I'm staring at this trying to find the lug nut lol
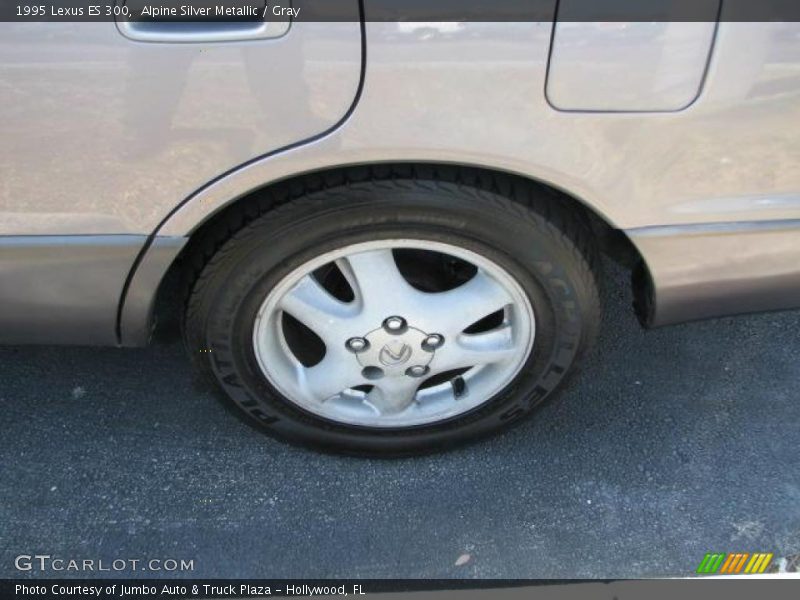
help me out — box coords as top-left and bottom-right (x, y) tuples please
(383, 316), (407, 333)
(422, 334), (445, 352)
(406, 365), (430, 378)
(346, 337), (369, 353)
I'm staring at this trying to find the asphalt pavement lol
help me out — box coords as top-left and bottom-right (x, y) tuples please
(1, 261), (798, 579)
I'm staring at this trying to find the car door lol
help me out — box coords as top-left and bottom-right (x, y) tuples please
(0, 2), (363, 344)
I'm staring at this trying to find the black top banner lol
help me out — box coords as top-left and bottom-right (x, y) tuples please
(2, 0), (800, 23)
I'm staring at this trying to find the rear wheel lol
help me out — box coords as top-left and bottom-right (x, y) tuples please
(184, 174), (601, 455)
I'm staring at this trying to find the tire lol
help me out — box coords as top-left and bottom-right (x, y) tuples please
(183, 171), (601, 456)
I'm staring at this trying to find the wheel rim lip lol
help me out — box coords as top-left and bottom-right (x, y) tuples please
(252, 239), (536, 428)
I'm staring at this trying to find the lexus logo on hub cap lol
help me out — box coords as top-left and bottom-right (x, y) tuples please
(379, 341), (413, 366)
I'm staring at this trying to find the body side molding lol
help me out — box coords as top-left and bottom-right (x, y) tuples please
(0, 236), (148, 345)
(628, 219), (800, 327)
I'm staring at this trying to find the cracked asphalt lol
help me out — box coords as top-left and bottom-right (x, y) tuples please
(1, 261), (798, 579)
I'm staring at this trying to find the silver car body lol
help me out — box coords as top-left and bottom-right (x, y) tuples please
(1, 17), (799, 344)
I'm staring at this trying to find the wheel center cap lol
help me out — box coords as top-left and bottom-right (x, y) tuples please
(356, 325), (434, 376)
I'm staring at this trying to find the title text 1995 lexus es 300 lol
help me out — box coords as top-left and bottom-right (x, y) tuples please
(1, 5), (799, 454)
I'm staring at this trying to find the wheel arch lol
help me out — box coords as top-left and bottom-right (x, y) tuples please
(120, 162), (645, 346)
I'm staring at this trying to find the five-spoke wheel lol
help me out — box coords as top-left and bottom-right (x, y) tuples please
(252, 241), (535, 427)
